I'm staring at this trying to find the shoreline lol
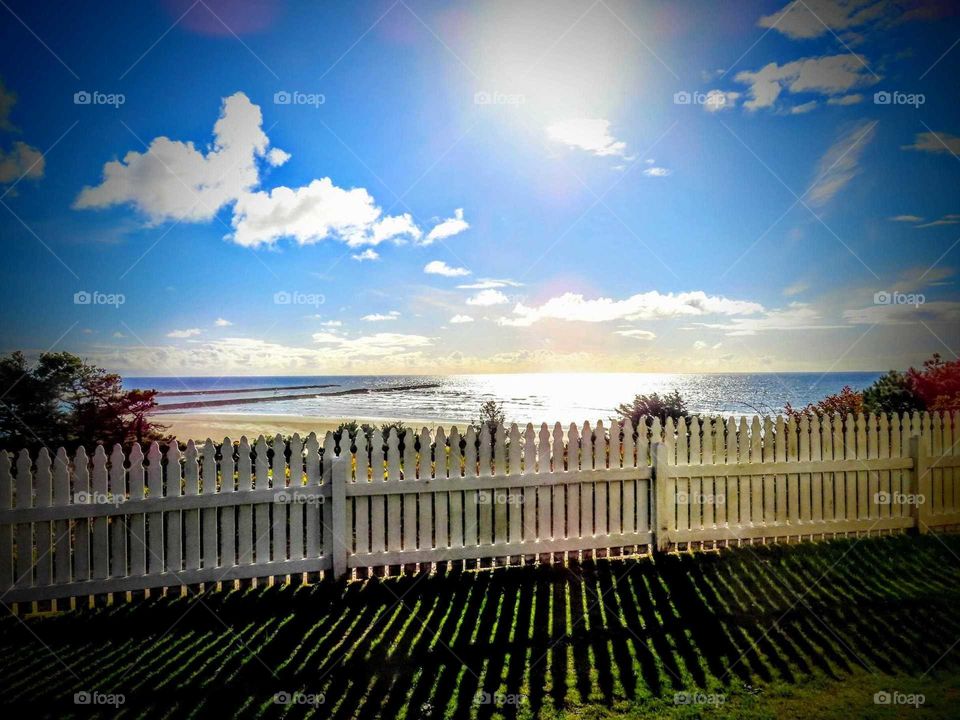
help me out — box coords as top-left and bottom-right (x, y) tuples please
(154, 412), (468, 442)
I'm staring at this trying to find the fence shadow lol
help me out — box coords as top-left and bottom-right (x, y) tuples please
(3, 535), (960, 718)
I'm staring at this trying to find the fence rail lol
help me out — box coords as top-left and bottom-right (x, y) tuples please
(1, 411), (957, 604)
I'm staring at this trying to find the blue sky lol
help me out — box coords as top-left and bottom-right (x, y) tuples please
(0, 0), (958, 375)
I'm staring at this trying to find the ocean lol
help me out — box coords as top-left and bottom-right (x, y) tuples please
(126, 372), (883, 426)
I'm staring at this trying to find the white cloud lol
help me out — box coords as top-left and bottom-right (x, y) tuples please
(361, 311), (401, 322)
(167, 328), (202, 338)
(757, 0), (887, 39)
(311, 332), (432, 358)
(352, 249), (380, 261)
(0, 79), (45, 186)
(615, 329), (656, 340)
(500, 290), (763, 327)
(783, 281), (809, 297)
(231, 180), (420, 248)
(546, 118), (628, 157)
(693, 303), (839, 336)
(422, 208), (469, 245)
(703, 89), (739, 112)
(889, 214), (924, 223)
(456, 278), (522, 290)
(321, 320), (342, 327)
(643, 167), (671, 177)
(449, 314), (474, 324)
(915, 214), (960, 228)
(791, 100), (819, 114)
(0, 141), (44, 184)
(844, 301), (960, 325)
(214, 318), (233, 327)
(902, 131), (960, 155)
(75, 92), (272, 222)
(267, 147), (291, 166)
(806, 120), (876, 207)
(466, 289), (511, 306)
(735, 55), (876, 111)
(112, 331), (125, 338)
(74, 91), (458, 251)
(424, 260), (471, 277)
(827, 93), (864, 105)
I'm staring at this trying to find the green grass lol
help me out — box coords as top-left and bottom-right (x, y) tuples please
(3, 534), (960, 719)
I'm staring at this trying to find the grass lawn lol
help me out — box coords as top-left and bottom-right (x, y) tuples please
(2, 534), (960, 719)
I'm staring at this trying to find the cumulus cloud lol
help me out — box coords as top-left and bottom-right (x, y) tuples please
(214, 318), (233, 327)
(466, 289), (511, 306)
(827, 93), (864, 105)
(757, 0), (888, 39)
(167, 328), (203, 338)
(75, 92), (273, 222)
(703, 89), (740, 112)
(74, 91), (457, 250)
(902, 131), (960, 155)
(422, 208), (469, 245)
(735, 55), (876, 111)
(231, 181), (420, 248)
(643, 167), (671, 177)
(424, 260), (470, 277)
(449, 314), (474, 324)
(352, 249), (380, 261)
(806, 120), (876, 207)
(0, 141), (45, 184)
(500, 290), (763, 327)
(546, 118), (629, 157)
(0, 79), (44, 186)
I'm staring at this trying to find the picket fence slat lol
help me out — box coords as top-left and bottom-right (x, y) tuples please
(0, 411), (953, 603)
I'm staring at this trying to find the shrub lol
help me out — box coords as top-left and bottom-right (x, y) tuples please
(784, 385), (864, 420)
(862, 370), (920, 415)
(615, 390), (688, 428)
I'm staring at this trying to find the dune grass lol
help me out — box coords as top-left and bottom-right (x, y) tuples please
(2, 534), (960, 719)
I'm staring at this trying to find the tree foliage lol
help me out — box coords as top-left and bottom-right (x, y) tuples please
(0, 351), (168, 451)
(614, 390), (688, 428)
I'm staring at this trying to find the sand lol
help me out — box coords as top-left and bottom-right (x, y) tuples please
(153, 412), (467, 442)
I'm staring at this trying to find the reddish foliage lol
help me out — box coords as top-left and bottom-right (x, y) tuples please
(907, 354), (960, 412)
(784, 385), (864, 420)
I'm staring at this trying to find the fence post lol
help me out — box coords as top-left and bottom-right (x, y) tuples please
(331, 455), (348, 578)
(653, 442), (671, 552)
(909, 436), (931, 534)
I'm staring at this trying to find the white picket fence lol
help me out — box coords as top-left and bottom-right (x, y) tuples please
(0, 412), (958, 605)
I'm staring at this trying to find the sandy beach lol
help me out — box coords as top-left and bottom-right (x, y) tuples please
(153, 412), (466, 442)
